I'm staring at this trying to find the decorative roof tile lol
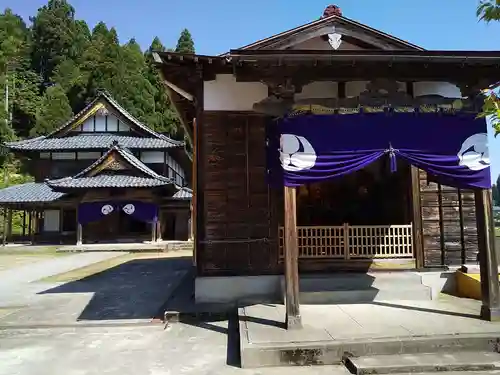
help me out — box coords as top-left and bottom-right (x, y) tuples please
(6, 134), (182, 151)
(0, 183), (65, 203)
(172, 187), (193, 199)
(46, 175), (170, 189)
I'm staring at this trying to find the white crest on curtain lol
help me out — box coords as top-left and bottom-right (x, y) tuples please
(457, 132), (490, 171)
(122, 203), (135, 215)
(101, 204), (114, 215)
(280, 134), (317, 172)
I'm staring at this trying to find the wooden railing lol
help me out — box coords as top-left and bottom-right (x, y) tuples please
(278, 224), (413, 260)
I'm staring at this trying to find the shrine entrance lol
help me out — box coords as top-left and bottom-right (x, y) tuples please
(279, 158), (414, 261)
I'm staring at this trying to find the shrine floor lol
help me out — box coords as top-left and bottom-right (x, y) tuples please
(239, 296), (500, 368)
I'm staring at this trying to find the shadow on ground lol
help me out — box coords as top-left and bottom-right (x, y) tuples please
(39, 256), (193, 321)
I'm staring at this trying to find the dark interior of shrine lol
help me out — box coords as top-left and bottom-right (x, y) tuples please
(296, 157), (412, 226)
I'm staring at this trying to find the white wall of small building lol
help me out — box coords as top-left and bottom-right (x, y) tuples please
(203, 74), (463, 111)
(72, 113), (131, 133)
(43, 209), (60, 232)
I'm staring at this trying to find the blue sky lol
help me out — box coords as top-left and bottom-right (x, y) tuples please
(3, 0), (500, 182)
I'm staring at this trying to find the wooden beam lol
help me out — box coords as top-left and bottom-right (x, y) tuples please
(410, 166), (424, 269)
(283, 186), (302, 329)
(163, 79), (194, 101)
(475, 188), (500, 321)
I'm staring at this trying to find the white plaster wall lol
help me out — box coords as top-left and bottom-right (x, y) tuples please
(413, 82), (462, 98)
(295, 81), (338, 100)
(95, 115), (106, 131)
(77, 151), (101, 160)
(346, 81), (407, 97)
(203, 74), (268, 111)
(107, 115), (119, 131)
(52, 152), (76, 160)
(72, 114), (127, 132)
(140, 151), (164, 164)
(346, 81), (369, 97)
(44, 210), (60, 232)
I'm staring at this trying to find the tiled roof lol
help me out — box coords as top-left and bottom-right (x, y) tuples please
(46, 144), (180, 190)
(0, 183), (65, 203)
(46, 175), (171, 189)
(6, 134), (182, 151)
(5, 90), (184, 151)
(172, 187), (193, 199)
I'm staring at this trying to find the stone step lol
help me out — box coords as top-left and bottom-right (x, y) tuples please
(299, 272), (424, 291)
(344, 352), (500, 375)
(300, 285), (431, 304)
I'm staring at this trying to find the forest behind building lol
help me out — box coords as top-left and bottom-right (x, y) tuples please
(0, 0), (194, 167)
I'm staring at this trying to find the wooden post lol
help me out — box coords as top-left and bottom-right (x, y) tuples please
(28, 210), (33, 243)
(283, 186), (301, 329)
(2, 207), (7, 246)
(7, 208), (12, 243)
(22, 210), (26, 237)
(156, 217), (162, 242)
(475, 188), (500, 321)
(151, 220), (157, 242)
(410, 166), (424, 268)
(76, 205), (82, 245)
(192, 118), (198, 265)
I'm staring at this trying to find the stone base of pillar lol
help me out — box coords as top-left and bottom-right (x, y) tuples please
(285, 314), (303, 330)
(480, 305), (500, 322)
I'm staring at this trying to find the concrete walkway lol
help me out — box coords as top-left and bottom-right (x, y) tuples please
(0, 252), (126, 306)
(239, 297), (500, 367)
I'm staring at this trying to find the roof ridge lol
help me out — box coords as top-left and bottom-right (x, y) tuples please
(228, 14), (423, 53)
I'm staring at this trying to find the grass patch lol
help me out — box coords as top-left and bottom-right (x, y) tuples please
(0, 246), (62, 256)
(37, 251), (190, 284)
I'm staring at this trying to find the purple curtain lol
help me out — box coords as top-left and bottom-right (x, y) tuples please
(120, 201), (158, 223)
(267, 112), (490, 189)
(78, 202), (117, 225)
(78, 201), (158, 224)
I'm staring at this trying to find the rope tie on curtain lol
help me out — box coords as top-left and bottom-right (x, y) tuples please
(384, 143), (399, 173)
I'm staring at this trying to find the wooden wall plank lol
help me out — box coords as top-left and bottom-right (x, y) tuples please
(419, 169), (479, 267)
(199, 112), (279, 276)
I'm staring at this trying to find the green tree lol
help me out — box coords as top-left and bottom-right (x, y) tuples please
(144, 37), (180, 135)
(477, 0), (500, 133)
(30, 0), (82, 83)
(477, 0), (500, 22)
(0, 9), (35, 141)
(31, 84), (72, 136)
(175, 29), (195, 53)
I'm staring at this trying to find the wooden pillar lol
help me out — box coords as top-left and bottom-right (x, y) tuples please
(475, 188), (500, 321)
(283, 186), (301, 329)
(7, 208), (12, 243)
(156, 216), (162, 242)
(151, 220), (157, 242)
(2, 207), (7, 246)
(28, 210), (33, 243)
(22, 210), (26, 237)
(410, 166), (424, 268)
(76, 205), (82, 245)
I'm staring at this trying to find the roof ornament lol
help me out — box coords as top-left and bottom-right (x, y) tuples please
(111, 140), (119, 147)
(322, 5), (343, 18)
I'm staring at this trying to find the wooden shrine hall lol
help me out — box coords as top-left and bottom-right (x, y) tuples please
(0, 91), (192, 245)
(154, 5), (500, 328)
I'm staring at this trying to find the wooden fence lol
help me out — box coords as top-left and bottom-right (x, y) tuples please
(278, 224), (413, 260)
